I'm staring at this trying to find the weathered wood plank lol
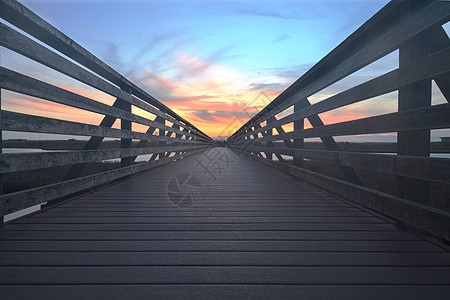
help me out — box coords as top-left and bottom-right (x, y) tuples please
(0, 0), (209, 140)
(0, 148), (207, 216)
(10, 216), (385, 225)
(241, 146), (450, 184)
(2, 285), (450, 300)
(0, 230), (415, 240)
(0, 145), (207, 174)
(249, 103), (450, 143)
(62, 97), (122, 181)
(0, 67), (203, 140)
(0, 266), (449, 284)
(0, 148), (447, 297)
(2, 252), (448, 266)
(234, 46), (450, 141)
(1, 111), (205, 145)
(0, 240), (442, 253)
(231, 1), (450, 136)
(242, 151), (450, 241)
(0, 22), (199, 135)
(3, 223), (394, 232)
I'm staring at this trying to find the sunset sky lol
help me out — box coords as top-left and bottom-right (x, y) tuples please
(1, 0), (448, 140)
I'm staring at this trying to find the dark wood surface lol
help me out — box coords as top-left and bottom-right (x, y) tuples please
(0, 148), (448, 299)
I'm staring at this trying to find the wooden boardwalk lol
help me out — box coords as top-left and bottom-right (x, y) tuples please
(0, 148), (449, 299)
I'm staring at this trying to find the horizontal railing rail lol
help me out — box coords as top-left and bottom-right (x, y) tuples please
(228, 0), (450, 241)
(0, 0), (211, 219)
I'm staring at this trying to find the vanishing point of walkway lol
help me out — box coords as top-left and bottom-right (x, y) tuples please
(0, 148), (449, 299)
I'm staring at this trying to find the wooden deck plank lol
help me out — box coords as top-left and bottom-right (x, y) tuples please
(1, 285), (450, 300)
(2, 252), (449, 266)
(0, 240), (443, 253)
(2, 223), (400, 231)
(34, 210), (371, 217)
(1, 266), (450, 284)
(0, 148), (448, 297)
(0, 230), (419, 241)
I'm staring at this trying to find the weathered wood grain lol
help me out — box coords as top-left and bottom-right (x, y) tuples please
(0, 147), (207, 216)
(234, 46), (450, 141)
(0, 0), (209, 141)
(241, 150), (450, 241)
(0, 67), (204, 141)
(1, 111), (205, 145)
(0, 145), (207, 174)
(246, 103), (450, 143)
(0, 22), (201, 136)
(231, 1), (449, 137)
(0, 148), (448, 299)
(240, 146), (450, 183)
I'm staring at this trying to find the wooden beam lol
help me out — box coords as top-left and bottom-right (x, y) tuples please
(424, 25), (450, 102)
(396, 12), (450, 204)
(2, 111), (203, 145)
(241, 145), (450, 184)
(230, 1), (449, 135)
(298, 98), (362, 185)
(235, 46), (450, 142)
(158, 118), (166, 160)
(264, 120), (273, 160)
(0, 145), (207, 174)
(128, 116), (164, 164)
(434, 72), (450, 102)
(0, 148), (208, 217)
(241, 150), (450, 241)
(293, 101), (305, 167)
(0, 22), (200, 134)
(117, 96), (132, 168)
(0, 0), (209, 139)
(0, 68), (200, 140)
(63, 98), (122, 181)
(268, 116), (294, 148)
(251, 103), (450, 143)
(0, 89), (3, 225)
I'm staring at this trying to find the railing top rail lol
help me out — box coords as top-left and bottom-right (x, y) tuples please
(0, 0), (212, 220)
(226, 0), (450, 242)
(229, 0), (445, 140)
(0, 0), (210, 141)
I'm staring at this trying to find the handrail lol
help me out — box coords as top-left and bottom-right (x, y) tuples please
(0, 0), (209, 141)
(0, 0), (211, 219)
(227, 0), (450, 241)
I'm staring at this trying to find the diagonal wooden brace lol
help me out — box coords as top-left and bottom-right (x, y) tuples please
(63, 98), (126, 181)
(129, 116), (165, 164)
(293, 98), (362, 185)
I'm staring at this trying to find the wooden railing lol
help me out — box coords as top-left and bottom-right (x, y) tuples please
(228, 0), (450, 241)
(0, 0), (211, 220)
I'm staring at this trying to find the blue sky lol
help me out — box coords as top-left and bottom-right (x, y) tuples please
(2, 0), (448, 140)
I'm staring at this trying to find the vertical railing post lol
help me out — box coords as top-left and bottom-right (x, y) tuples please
(174, 124), (181, 156)
(396, 2), (432, 204)
(0, 88), (3, 225)
(117, 95), (132, 168)
(265, 119), (273, 160)
(293, 101), (304, 167)
(158, 116), (166, 159)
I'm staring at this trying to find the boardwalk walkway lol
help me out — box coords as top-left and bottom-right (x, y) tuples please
(0, 148), (449, 299)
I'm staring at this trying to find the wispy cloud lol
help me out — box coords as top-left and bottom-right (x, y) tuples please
(273, 34), (291, 43)
(224, 1), (319, 21)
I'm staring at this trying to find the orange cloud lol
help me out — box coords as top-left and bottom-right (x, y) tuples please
(3, 95), (103, 126)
